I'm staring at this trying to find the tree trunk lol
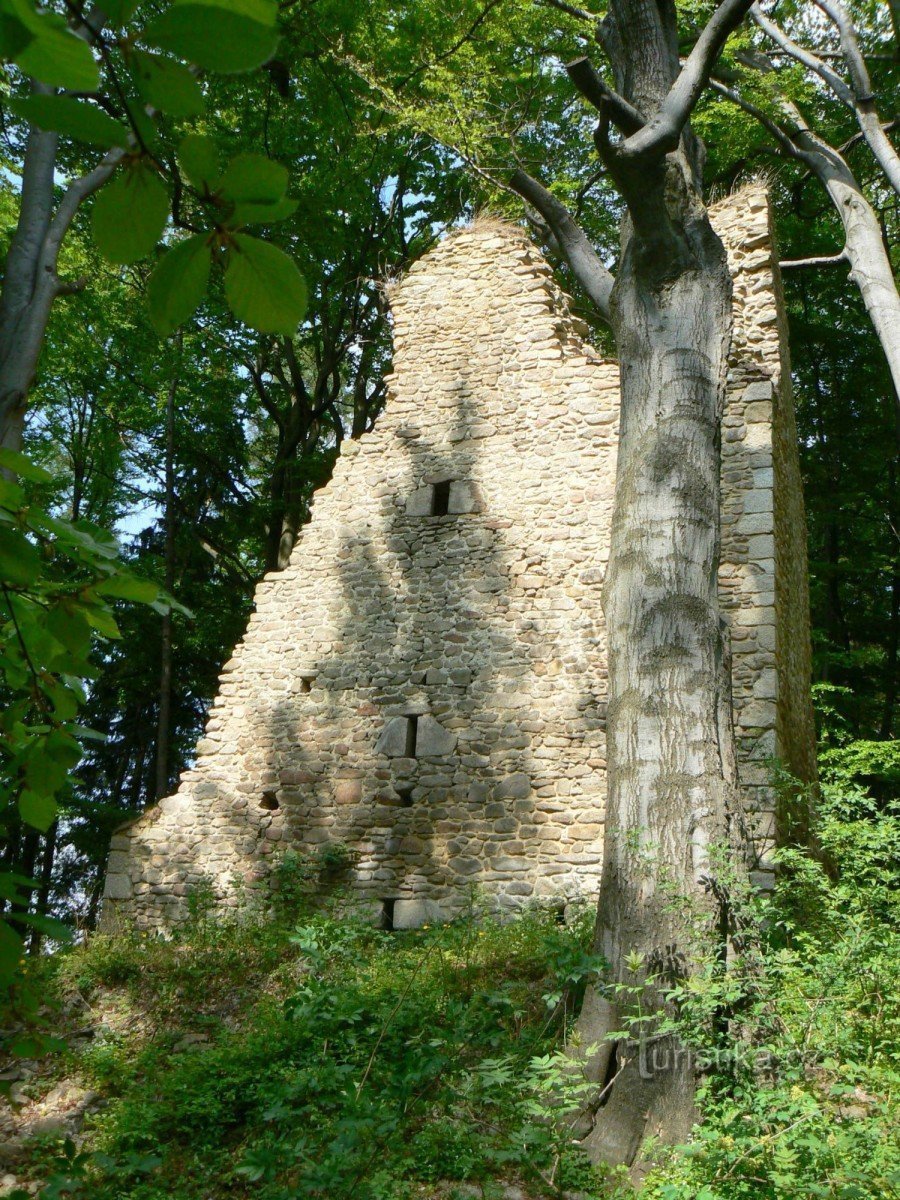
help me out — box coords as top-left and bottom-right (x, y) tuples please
(28, 820), (57, 954)
(565, 0), (752, 1169)
(0, 95), (118, 446)
(580, 156), (742, 1168)
(805, 159), (900, 424)
(0, 122), (59, 448)
(155, 369), (178, 799)
(881, 570), (899, 739)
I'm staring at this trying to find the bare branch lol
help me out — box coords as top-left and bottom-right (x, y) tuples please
(538, 0), (598, 25)
(565, 56), (645, 134)
(509, 167), (614, 321)
(752, 1), (900, 196)
(707, 76), (819, 168)
(812, 0), (874, 100)
(779, 252), (848, 269)
(750, 4), (854, 106)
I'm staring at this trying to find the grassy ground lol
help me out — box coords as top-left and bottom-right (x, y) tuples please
(2, 778), (899, 1200)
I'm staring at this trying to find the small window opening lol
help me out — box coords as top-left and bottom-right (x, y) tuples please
(259, 791), (280, 811)
(395, 785), (414, 808)
(300, 678), (312, 694)
(404, 714), (419, 757)
(379, 898), (396, 931)
(597, 1041), (619, 1108)
(431, 480), (452, 516)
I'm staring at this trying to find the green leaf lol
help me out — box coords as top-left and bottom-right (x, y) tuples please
(103, 0), (141, 26)
(0, 448), (52, 483)
(10, 911), (71, 941)
(45, 605), (91, 656)
(3, 0), (99, 91)
(94, 575), (161, 603)
(131, 50), (204, 116)
(19, 789), (57, 833)
(224, 234), (307, 335)
(142, 0), (279, 73)
(147, 234), (211, 336)
(92, 164), (169, 264)
(0, 4), (32, 60)
(81, 604), (121, 639)
(46, 729), (83, 770)
(219, 153), (288, 203)
(226, 196), (298, 229)
(178, 132), (220, 191)
(10, 95), (130, 148)
(0, 477), (25, 511)
(0, 526), (41, 588)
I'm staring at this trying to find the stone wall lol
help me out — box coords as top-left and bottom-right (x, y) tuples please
(102, 183), (815, 929)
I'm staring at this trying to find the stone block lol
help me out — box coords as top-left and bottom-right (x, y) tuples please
(375, 716), (412, 757)
(448, 481), (480, 513)
(415, 715), (457, 756)
(104, 874), (133, 900)
(334, 779), (363, 805)
(405, 486), (433, 516)
(495, 773), (532, 799)
(393, 898), (444, 929)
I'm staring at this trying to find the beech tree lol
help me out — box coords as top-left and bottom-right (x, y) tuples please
(506, 0), (762, 1166)
(707, 0), (900, 419)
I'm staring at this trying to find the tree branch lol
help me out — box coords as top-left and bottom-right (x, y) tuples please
(779, 252), (848, 269)
(750, 4), (854, 106)
(565, 57), (645, 135)
(508, 167), (614, 321)
(707, 76), (819, 168)
(812, 0), (875, 100)
(538, 0), (598, 23)
(616, 0), (757, 160)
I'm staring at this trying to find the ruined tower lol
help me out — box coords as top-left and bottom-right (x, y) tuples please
(102, 184), (815, 930)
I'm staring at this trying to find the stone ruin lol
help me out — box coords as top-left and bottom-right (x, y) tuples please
(102, 183), (816, 931)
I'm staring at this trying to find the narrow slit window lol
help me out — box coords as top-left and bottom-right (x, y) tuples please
(431, 480), (451, 515)
(405, 715), (419, 757)
(379, 898), (396, 931)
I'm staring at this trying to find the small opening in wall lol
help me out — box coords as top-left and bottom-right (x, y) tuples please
(431, 480), (452, 516)
(259, 791), (280, 811)
(597, 1041), (619, 1108)
(405, 714), (419, 757)
(379, 898), (396, 931)
(395, 785), (414, 807)
(300, 678), (312, 694)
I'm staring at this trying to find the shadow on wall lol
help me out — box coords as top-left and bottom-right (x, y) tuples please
(260, 316), (608, 926)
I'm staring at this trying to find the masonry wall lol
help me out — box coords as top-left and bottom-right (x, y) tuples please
(102, 184), (814, 929)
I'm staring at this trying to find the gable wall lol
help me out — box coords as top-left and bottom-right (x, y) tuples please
(102, 184), (814, 929)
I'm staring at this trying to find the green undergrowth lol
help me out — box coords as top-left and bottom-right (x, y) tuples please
(10, 751), (900, 1200)
(21, 899), (614, 1200)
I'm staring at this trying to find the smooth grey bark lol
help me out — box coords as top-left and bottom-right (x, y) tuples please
(752, 1), (900, 199)
(512, 0), (755, 1170)
(508, 168), (614, 319)
(155, 366), (178, 800)
(0, 103), (121, 448)
(710, 76), (900, 422)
